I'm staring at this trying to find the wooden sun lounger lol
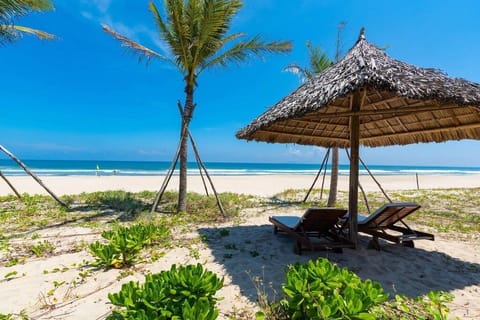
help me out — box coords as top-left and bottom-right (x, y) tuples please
(269, 208), (354, 254)
(357, 202), (434, 249)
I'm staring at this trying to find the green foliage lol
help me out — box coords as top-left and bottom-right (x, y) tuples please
(82, 191), (146, 214)
(0, 309), (28, 320)
(256, 258), (457, 320)
(5, 257), (19, 267)
(89, 223), (170, 269)
(219, 228), (230, 237)
(0, 190), (258, 241)
(373, 291), (457, 320)
(0, 0), (55, 44)
(29, 240), (55, 257)
(281, 258), (388, 319)
(0, 194), (68, 235)
(153, 191), (259, 221)
(107, 263), (224, 320)
(3, 270), (18, 279)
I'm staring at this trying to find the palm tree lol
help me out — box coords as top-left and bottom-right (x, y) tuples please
(0, 0), (55, 44)
(285, 22), (347, 207)
(284, 41), (332, 79)
(103, 0), (292, 212)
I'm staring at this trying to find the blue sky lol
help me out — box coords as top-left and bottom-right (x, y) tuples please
(2, 0), (480, 166)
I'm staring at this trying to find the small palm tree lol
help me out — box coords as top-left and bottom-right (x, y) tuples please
(284, 41), (332, 80)
(0, 0), (55, 44)
(103, 0), (292, 212)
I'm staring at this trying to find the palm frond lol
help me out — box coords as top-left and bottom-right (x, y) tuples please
(1, 0), (53, 21)
(0, 24), (16, 42)
(102, 23), (172, 65)
(0, 0), (54, 44)
(284, 63), (308, 82)
(149, 1), (185, 68)
(194, 0), (242, 61)
(109, 0), (292, 87)
(306, 41), (333, 74)
(12, 24), (54, 38)
(200, 34), (292, 72)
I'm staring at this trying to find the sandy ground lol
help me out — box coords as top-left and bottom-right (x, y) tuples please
(0, 175), (479, 319)
(1, 173), (480, 197)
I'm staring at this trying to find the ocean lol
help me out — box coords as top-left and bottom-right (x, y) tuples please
(0, 159), (479, 177)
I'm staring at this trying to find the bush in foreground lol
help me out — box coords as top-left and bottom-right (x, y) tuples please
(107, 263), (224, 320)
(257, 258), (456, 320)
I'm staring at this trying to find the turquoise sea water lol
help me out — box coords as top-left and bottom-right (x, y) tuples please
(0, 159), (479, 177)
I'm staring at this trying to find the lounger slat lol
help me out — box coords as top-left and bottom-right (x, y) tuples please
(269, 208), (353, 254)
(356, 202), (434, 249)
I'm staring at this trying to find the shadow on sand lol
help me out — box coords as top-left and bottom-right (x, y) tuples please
(198, 223), (480, 308)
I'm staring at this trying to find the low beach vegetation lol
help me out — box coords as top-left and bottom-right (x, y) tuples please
(0, 188), (477, 318)
(255, 258), (456, 320)
(89, 223), (170, 269)
(107, 263), (224, 320)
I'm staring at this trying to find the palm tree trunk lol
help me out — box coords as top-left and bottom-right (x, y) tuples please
(327, 146), (339, 207)
(177, 85), (195, 212)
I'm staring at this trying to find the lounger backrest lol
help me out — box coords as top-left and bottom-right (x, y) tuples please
(359, 203), (420, 228)
(299, 208), (348, 232)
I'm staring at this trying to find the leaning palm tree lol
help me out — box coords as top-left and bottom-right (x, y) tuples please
(0, 0), (55, 44)
(285, 22), (346, 207)
(103, 0), (292, 213)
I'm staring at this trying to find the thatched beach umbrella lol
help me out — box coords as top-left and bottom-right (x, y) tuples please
(236, 29), (480, 246)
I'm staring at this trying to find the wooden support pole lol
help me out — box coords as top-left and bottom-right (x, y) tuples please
(151, 141), (181, 213)
(303, 148), (330, 202)
(348, 90), (363, 247)
(192, 139), (209, 197)
(358, 156), (392, 203)
(0, 145), (67, 207)
(0, 170), (21, 198)
(151, 101), (225, 217)
(346, 149), (371, 214)
(319, 151), (329, 201)
(195, 155), (210, 196)
(188, 132), (226, 217)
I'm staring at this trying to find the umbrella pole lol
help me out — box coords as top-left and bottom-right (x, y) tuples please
(348, 90), (364, 248)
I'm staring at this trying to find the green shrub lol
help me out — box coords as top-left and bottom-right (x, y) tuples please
(89, 223), (170, 269)
(30, 240), (55, 257)
(107, 263), (224, 319)
(256, 258), (456, 320)
(281, 258), (388, 320)
(373, 291), (457, 320)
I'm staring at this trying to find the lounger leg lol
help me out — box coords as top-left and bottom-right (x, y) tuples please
(273, 226), (278, 234)
(294, 241), (302, 255)
(367, 237), (381, 250)
(402, 240), (414, 248)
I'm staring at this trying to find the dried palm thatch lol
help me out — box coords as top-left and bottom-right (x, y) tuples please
(236, 29), (480, 148)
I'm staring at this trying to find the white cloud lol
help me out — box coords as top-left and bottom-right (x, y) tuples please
(80, 11), (94, 20)
(91, 0), (112, 14)
(284, 145), (326, 161)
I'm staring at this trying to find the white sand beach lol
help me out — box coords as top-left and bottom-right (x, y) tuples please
(1, 173), (480, 197)
(0, 174), (479, 319)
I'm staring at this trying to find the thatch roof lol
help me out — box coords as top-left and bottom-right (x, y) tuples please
(236, 29), (480, 148)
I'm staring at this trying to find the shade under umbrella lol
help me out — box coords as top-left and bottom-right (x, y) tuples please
(236, 28), (480, 246)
